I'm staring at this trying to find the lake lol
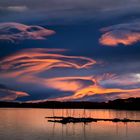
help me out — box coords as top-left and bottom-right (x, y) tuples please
(0, 108), (140, 140)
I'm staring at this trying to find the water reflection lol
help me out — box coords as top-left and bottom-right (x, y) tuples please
(49, 121), (131, 140)
(0, 108), (140, 140)
(47, 109), (140, 140)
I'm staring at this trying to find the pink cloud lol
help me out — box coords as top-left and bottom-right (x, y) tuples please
(0, 22), (55, 42)
(0, 87), (29, 101)
(0, 48), (96, 82)
(99, 22), (140, 46)
(46, 75), (140, 101)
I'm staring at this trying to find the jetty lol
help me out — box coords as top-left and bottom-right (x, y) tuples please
(45, 116), (140, 124)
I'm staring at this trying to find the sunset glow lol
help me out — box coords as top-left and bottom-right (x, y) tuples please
(0, 0), (140, 102)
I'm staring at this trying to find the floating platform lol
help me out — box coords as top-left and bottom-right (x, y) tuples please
(45, 116), (140, 124)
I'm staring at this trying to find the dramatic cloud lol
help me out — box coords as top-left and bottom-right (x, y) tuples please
(79, 91), (140, 102)
(46, 75), (140, 101)
(99, 21), (140, 46)
(0, 48), (96, 81)
(100, 73), (140, 87)
(0, 22), (55, 42)
(1, 47), (140, 101)
(1, 1), (140, 102)
(0, 84), (29, 101)
(45, 76), (94, 92)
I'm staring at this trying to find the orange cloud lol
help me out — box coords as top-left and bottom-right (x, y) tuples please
(0, 87), (29, 101)
(99, 22), (140, 46)
(0, 22), (55, 42)
(46, 75), (140, 101)
(46, 73), (115, 92)
(45, 76), (94, 92)
(1, 47), (140, 101)
(0, 48), (96, 81)
(100, 32), (140, 46)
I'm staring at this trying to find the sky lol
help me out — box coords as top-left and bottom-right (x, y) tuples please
(0, 0), (140, 102)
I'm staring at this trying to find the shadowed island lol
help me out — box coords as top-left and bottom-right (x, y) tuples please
(0, 98), (140, 110)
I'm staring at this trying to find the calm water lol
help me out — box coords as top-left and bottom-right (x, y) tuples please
(0, 108), (140, 140)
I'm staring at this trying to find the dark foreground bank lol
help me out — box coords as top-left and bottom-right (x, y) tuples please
(0, 98), (140, 110)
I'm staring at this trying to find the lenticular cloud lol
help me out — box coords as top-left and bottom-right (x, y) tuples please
(99, 21), (140, 46)
(0, 48), (96, 78)
(0, 22), (55, 42)
(0, 84), (29, 101)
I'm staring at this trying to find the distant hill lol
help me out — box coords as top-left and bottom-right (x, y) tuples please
(0, 97), (140, 110)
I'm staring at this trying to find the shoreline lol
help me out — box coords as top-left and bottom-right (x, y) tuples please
(0, 98), (140, 110)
